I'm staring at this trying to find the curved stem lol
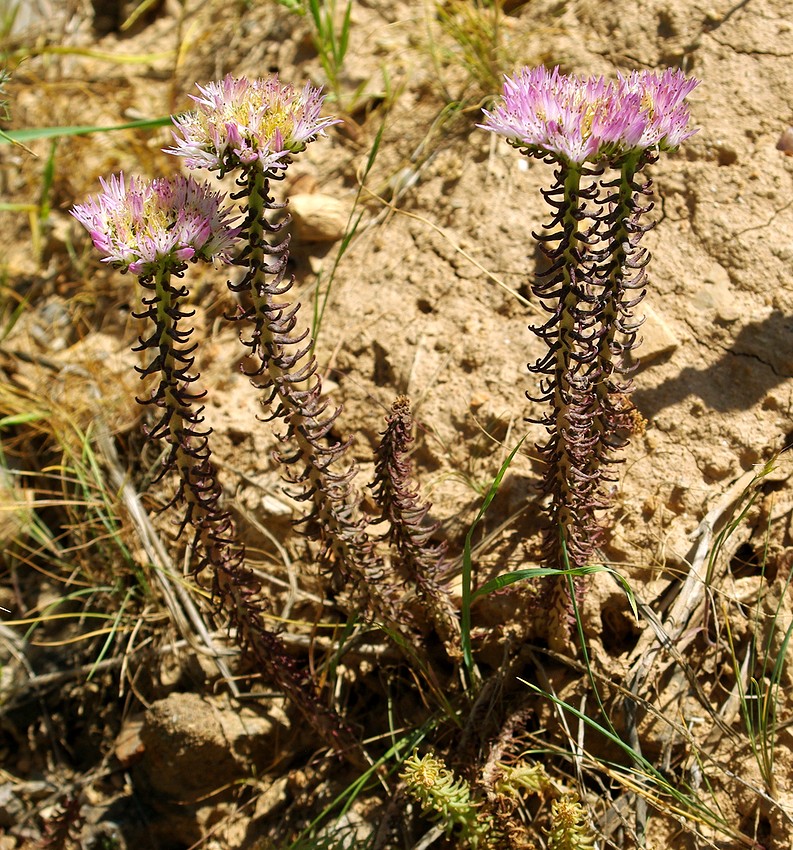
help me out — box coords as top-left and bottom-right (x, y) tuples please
(135, 261), (364, 765)
(228, 162), (388, 615)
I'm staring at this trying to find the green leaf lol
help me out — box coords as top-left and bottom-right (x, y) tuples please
(460, 434), (527, 681)
(472, 564), (601, 601)
(0, 116), (172, 145)
(0, 411), (47, 429)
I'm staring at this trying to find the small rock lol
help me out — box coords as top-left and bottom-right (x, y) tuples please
(253, 776), (289, 819)
(139, 692), (288, 800)
(715, 300), (741, 324)
(0, 785), (23, 828)
(702, 446), (736, 481)
(114, 717), (145, 768)
(289, 194), (349, 243)
(634, 305), (679, 365)
(261, 493), (293, 517)
(776, 127), (793, 156)
(695, 267), (741, 324)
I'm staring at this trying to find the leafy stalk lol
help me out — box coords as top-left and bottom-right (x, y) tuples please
(133, 261), (364, 764)
(228, 160), (391, 619)
(527, 162), (606, 647)
(371, 395), (461, 659)
(590, 150), (655, 467)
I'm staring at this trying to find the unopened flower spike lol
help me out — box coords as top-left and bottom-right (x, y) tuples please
(371, 396), (461, 660)
(481, 66), (696, 648)
(167, 75), (388, 621)
(71, 173), (364, 766)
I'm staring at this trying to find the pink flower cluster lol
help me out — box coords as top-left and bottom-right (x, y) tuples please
(480, 66), (697, 164)
(166, 74), (341, 173)
(71, 174), (239, 275)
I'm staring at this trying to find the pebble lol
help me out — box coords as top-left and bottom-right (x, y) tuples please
(114, 718), (145, 768)
(776, 127), (793, 156)
(635, 304), (679, 364)
(289, 193), (350, 243)
(261, 493), (293, 517)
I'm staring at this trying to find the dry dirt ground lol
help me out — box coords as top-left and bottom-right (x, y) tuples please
(1, 0), (793, 848)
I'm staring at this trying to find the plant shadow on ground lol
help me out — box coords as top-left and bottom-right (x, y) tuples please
(634, 310), (793, 417)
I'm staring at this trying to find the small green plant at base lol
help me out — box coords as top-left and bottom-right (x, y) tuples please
(402, 750), (598, 849)
(546, 796), (596, 850)
(494, 760), (550, 798)
(401, 750), (493, 848)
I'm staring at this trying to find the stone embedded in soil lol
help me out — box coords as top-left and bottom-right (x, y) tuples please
(137, 692), (289, 800)
(632, 304), (680, 366)
(289, 193), (350, 243)
(114, 717), (145, 768)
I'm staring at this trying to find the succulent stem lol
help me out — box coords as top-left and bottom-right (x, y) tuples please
(134, 263), (363, 765)
(228, 162), (387, 611)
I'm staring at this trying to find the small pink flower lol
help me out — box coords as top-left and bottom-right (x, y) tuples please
(71, 173), (239, 275)
(166, 74), (341, 174)
(479, 66), (630, 164)
(480, 65), (697, 164)
(616, 68), (698, 152)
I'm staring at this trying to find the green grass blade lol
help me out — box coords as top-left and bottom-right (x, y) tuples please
(38, 139), (57, 221)
(472, 563), (601, 600)
(286, 724), (431, 849)
(460, 434), (526, 682)
(338, 0), (352, 62)
(0, 115), (172, 145)
(0, 411), (47, 428)
(520, 679), (745, 840)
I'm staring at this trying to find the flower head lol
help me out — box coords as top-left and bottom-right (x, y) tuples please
(616, 68), (698, 152)
(166, 74), (340, 174)
(71, 173), (239, 275)
(479, 66), (643, 164)
(479, 65), (697, 164)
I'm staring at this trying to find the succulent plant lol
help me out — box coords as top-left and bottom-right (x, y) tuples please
(480, 66), (697, 645)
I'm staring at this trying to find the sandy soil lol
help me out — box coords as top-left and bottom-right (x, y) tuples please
(1, 0), (793, 848)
